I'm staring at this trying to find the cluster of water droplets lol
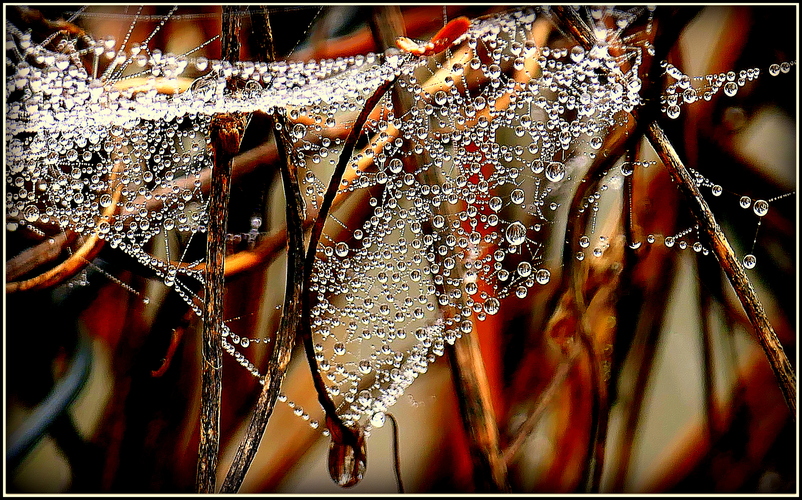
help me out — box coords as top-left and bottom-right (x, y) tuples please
(4, 6), (654, 431)
(659, 60), (796, 120)
(653, 57), (796, 271)
(10, 6), (787, 434)
(294, 8), (658, 429)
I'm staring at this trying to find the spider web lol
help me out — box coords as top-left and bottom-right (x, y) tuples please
(4, 5), (795, 433)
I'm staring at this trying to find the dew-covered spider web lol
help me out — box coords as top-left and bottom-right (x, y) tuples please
(5, 5), (796, 436)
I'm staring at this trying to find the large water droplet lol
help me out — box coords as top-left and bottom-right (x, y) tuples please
(545, 161), (565, 182)
(505, 221), (527, 246)
(335, 242), (349, 258)
(327, 419), (366, 488)
(752, 199), (769, 217)
(483, 297), (500, 315)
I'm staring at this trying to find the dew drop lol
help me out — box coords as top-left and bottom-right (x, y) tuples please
(388, 158), (403, 174)
(723, 82), (738, 97)
(22, 205), (39, 222)
(535, 269), (550, 285)
(666, 105), (680, 119)
(752, 199), (769, 217)
(711, 184), (722, 197)
(371, 412), (386, 428)
(327, 422), (366, 488)
(483, 297), (500, 315)
(545, 161), (565, 182)
(743, 254), (757, 269)
(505, 221), (527, 246)
(739, 196), (752, 209)
(335, 242), (349, 257)
(510, 188), (525, 204)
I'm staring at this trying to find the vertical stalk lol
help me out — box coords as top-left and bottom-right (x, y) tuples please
(196, 6), (242, 493)
(219, 9), (304, 492)
(197, 114), (244, 493)
(219, 111), (303, 493)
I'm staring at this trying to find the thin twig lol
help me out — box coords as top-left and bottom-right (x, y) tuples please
(219, 111), (303, 493)
(646, 122), (796, 419)
(298, 68), (401, 486)
(386, 413), (405, 493)
(196, 113), (245, 493)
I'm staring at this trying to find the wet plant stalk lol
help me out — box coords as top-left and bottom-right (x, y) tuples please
(196, 114), (243, 493)
(196, 8), (242, 493)
(219, 10), (302, 492)
(219, 111), (303, 493)
(647, 122), (796, 419)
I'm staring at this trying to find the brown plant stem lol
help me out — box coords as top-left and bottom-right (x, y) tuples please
(196, 7), (243, 493)
(446, 331), (511, 492)
(196, 113), (242, 493)
(646, 122), (796, 419)
(298, 69), (401, 466)
(502, 345), (581, 465)
(219, 111), (303, 493)
(218, 9), (303, 492)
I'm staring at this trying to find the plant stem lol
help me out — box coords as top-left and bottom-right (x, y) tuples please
(502, 345), (580, 465)
(298, 69), (401, 473)
(219, 111), (303, 493)
(196, 114), (243, 493)
(646, 122), (796, 419)
(218, 9), (306, 492)
(196, 7), (242, 493)
(386, 413), (405, 493)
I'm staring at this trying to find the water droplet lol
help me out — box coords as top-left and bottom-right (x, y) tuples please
(664, 236), (675, 248)
(739, 196), (752, 209)
(517, 261), (532, 277)
(711, 185), (722, 196)
(335, 242), (349, 257)
(666, 105), (680, 119)
(570, 46), (585, 62)
(579, 235), (590, 248)
(752, 199), (769, 217)
(743, 254), (756, 269)
(22, 205), (39, 222)
(484, 297), (500, 315)
(545, 161), (565, 182)
(388, 158), (403, 174)
(505, 221), (527, 246)
(371, 412), (386, 428)
(327, 421), (366, 488)
(723, 81), (738, 97)
(535, 269), (550, 285)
